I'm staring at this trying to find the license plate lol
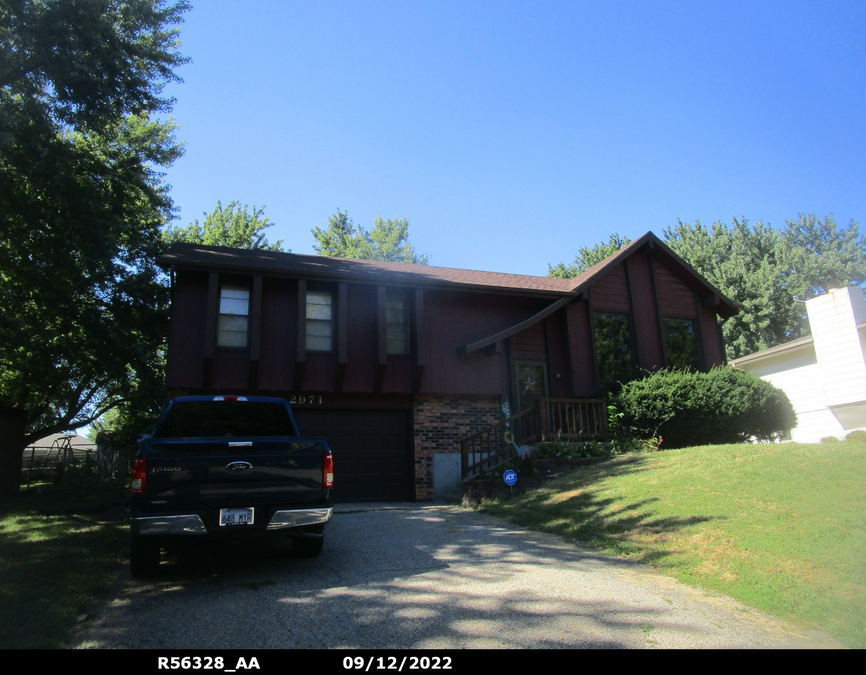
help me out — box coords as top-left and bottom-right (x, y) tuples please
(219, 507), (254, 526)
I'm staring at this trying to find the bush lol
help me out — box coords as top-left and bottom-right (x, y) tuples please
(845, 430), (866, 443)
(613, 367), (797, 449)
(534, 439), (611, 459)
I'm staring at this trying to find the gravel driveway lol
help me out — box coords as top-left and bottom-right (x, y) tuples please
(74, 504), (839, 649)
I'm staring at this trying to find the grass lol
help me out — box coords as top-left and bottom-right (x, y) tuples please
(479, 441), (866, 648)
(0, 483), (129, 648)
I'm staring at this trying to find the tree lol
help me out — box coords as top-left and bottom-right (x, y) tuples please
(664, 215), (866, 358)
(550, 215), (866, 361)
(163, 200), (286, 251)
(663, 217), (797, 359)
(780, 214), (866, 334)
(548, 233), (631, 277)
(312, 209), (430, 264)
(0, 0), (189, 493)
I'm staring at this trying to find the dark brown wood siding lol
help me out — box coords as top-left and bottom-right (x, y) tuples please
(166, 270), (208, 389)
(700, 307), (726, 366)
(422, 291), (550, 395)
(590, 264), (631, 313)
(565, 299), (596, 396)
(166, 257), (730, 396)
(211, 350), (249, 390)
(654, 260), (697, 318)
(511, 322), (546, 361)
(259, 277), (297, 392)
(544, 310), (573, 397)
(625, 251), (666, 370)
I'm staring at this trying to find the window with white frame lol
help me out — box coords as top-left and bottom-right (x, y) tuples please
(306, 290), (333, 352)
(217, 285), (250, 348)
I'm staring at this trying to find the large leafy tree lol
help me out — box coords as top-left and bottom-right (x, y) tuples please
(548, 233), (632, 277)
(88, 201), (286, 444)
(550, 215), (866, 360)
(0, 0), (189, 491)
(312, 209), (430, 264)
(663, 218), (798, 358)
(164, 200), (287, 251)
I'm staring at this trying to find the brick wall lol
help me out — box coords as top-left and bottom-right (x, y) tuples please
(413, 394), (500, 501)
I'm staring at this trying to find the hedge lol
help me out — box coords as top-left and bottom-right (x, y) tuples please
(613, 367), (797, 448)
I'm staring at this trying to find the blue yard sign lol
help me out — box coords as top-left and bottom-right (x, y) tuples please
(503, 469), (517, 486)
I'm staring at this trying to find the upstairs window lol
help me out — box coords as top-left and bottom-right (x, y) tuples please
(217, 285), (250, 348)
(593, 312), (634, 384)
(663, 318), (698, 370)
(385, 295), (410, 356)
(306, 290), (333, 352)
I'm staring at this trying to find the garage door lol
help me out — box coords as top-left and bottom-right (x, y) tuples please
(292, 409), (412, 502)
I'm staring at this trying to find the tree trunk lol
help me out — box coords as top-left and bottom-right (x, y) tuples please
(0, 405), (27, 496)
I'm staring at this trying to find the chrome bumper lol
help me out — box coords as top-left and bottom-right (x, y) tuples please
(133, 507), (333, 535)
(134, 514), (208, 535)
(266, 507), (333, 530)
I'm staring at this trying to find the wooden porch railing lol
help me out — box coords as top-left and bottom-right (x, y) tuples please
(460, 398), (608, 480)
(540, 398), (608, 442)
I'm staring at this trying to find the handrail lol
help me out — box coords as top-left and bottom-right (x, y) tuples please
(459, 398), (608, 480)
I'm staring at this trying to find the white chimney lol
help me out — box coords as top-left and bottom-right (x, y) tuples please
(806, 286), (866, 428)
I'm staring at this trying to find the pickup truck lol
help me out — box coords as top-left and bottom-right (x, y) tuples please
(129, 395), (334, 577)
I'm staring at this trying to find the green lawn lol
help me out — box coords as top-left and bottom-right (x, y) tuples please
(0, 485), (129, 648)
(479, 441), (866, 648)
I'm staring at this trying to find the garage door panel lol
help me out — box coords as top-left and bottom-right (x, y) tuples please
(293, 409), (412, 502)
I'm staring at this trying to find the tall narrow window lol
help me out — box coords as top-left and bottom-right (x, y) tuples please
(217, 285), (250, 348)
(306, 290), (333, 352)
(593, 312), (634, 384)
(663, 318), (698, 370)
(385, 295), (410, 356)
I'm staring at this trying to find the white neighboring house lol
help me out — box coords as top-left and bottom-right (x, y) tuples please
(730, 286), (866, 443)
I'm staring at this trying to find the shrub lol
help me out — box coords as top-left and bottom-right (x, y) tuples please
(534, 440), (610, 459)
(613, 367), (797, 448)
(845, 430), (866, 443)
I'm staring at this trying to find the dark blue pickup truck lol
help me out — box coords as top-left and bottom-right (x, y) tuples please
(129, 395), (333, 577)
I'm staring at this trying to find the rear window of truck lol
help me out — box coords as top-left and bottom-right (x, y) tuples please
(154, 401), (299, 438)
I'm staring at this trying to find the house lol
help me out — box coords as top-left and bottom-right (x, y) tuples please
(730, 285), (866, 443)
(159, 231), (737, 501)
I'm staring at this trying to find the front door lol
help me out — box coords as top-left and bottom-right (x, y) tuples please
(515, 361), (548, 412)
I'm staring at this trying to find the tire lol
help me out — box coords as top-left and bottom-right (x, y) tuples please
(130, 535), (161, 578)
(294, 532), (324, 558)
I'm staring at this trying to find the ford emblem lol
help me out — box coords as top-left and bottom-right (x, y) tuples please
(226, 461), (253, 472)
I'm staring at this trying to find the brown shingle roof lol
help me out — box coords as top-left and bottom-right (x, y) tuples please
(160, 243), (576, 295)
(158, 232), (738, 315)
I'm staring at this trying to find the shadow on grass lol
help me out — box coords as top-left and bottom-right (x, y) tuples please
(0, 486), (129, 648)
(479, 455), (721, 567)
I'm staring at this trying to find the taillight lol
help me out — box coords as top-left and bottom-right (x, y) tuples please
(323, 451), (334, 489)
(131, 457), (147, 495)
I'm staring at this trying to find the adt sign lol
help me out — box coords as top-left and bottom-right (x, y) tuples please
(503, 469), (517, 486)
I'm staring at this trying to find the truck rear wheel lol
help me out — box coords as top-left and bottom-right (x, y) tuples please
(294, 532), (324, 558)
(130, 535), (161, 577)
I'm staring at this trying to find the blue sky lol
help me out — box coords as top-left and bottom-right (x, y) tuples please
(161, 1), (866, 276)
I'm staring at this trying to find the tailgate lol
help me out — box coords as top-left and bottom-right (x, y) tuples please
(140, 437), (326, 509)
